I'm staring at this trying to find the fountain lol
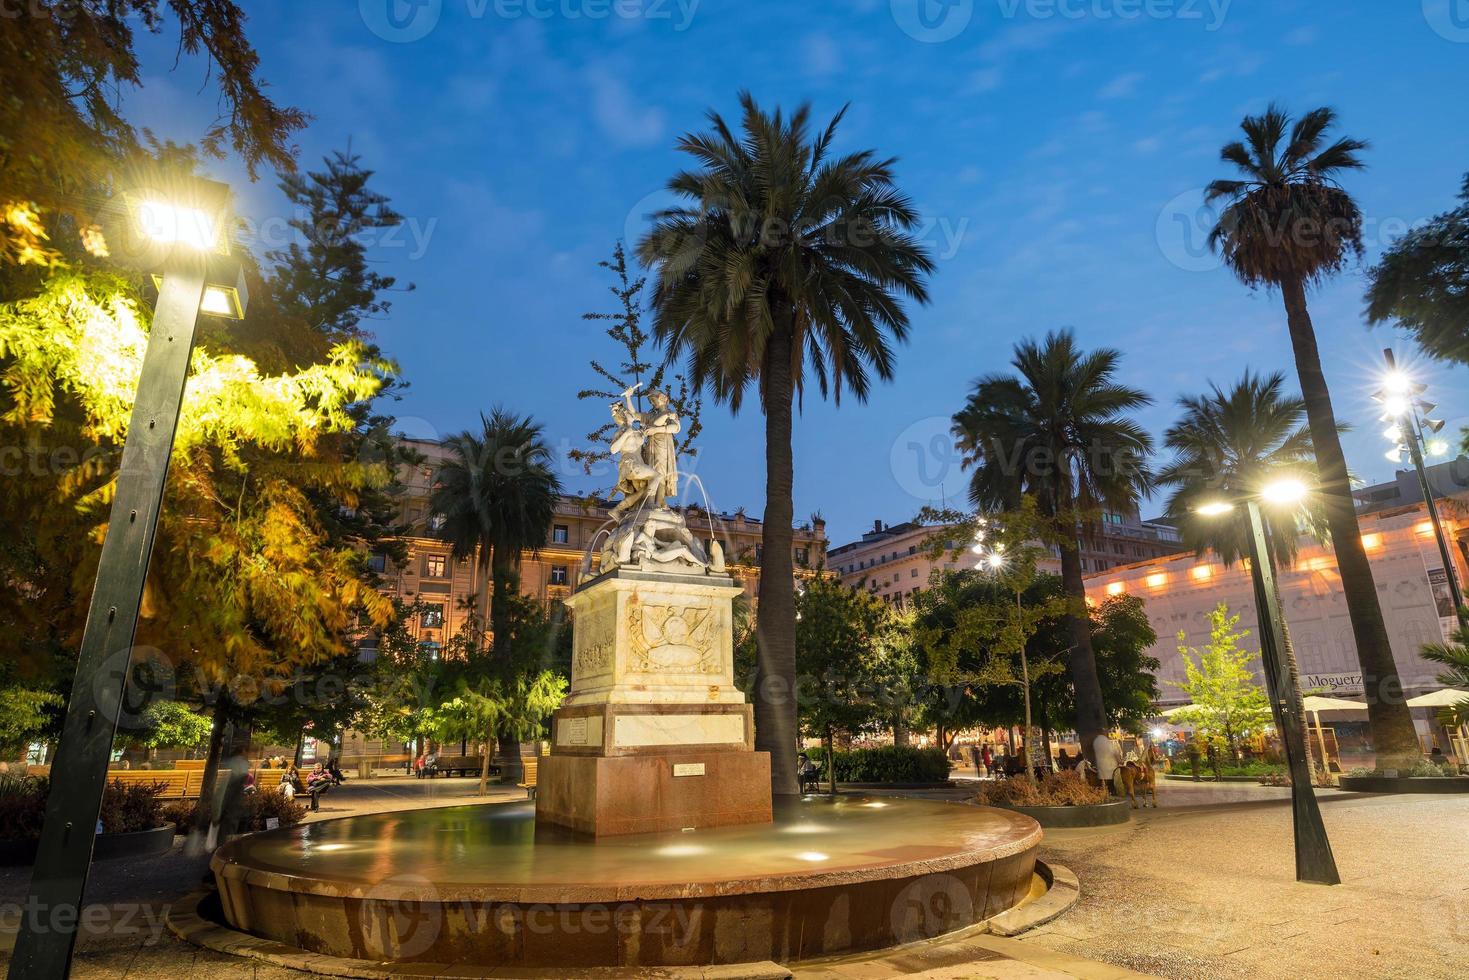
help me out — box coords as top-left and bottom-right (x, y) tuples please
(207, 388), (1043, 971)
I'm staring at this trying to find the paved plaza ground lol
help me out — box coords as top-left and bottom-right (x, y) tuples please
(0, 777), (1463, 978)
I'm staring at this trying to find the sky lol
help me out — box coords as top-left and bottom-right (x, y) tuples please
(124, 0), (1469, 546)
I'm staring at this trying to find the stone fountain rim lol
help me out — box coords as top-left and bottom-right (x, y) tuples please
(209, 798), (1041, 905)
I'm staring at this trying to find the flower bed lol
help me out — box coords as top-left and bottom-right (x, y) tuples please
(971, 771), (1130, 827)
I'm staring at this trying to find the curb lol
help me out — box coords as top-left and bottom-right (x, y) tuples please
(987, 861), (1080, 937)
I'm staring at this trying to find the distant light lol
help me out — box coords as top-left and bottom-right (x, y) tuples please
(861, 801), (888, 808)
(1415, 521), (1434, 536)
(1195, 500), (1235, 517)
(1361, 532), (1383, 550)
(1145, 572), (1167, 589)
(1106, 581), (1125, 596)
(1382, 370), (1412, 396)
(657, 844), (707, 857)
(1382, 425), (1403, 442)
(134, 200), (221, 251)
(1385, 447), (1405, 463)
(1260, 478), (1309, 507)
(1190, 565), (1212, 582)
(987, 552), (1004, 569)
(782, 823), (825, 835)
(794, 851), (829, 862)
(1150, 727), (1164, 740)
(1427, 439), (1450, 457)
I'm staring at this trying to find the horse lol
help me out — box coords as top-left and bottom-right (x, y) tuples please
(1121, 758), (1158, 808)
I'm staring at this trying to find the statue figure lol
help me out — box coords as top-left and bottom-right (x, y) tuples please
(595, 384), (709, 574)
(607, 399), (658, 523)
(639, 389), (681, 506)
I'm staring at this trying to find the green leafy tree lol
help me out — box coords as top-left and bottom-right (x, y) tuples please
(117, 700), (212, 760)
(0, 685), (63, 759)
(1170, 604), (1272, 761)
(638, 93), (933, 795)
(951, 331), (1154, 764)
(1086, 595), (1162, 734)
(794, 575), (887, 792)
(1366, 172), (1469, 369)
(568, 242), (701, 482)
(1205, 104), (1419, 766)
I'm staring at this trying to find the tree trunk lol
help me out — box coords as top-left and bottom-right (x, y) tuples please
(755, 325), (799, 797)
(1278, 276), (1420, 768)
(496, 732), (524, 784)
(892, 713), (910, 748)
(824, 726), (836, 795)
(478, 734), (494, 795)
(1017, 588), (1037, 775)
(1273, 572), (1317, 782)
(194, 699), (230, 830)
(1058, 536), (1108, 764)
(490, 552), (512, 662)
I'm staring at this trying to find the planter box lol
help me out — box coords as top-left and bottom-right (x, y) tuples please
(0, 822), (175, 867)
(1162, 773), (1275, 783)
(983, 799), (1131, 828)
(1337, 775), (1469, 794)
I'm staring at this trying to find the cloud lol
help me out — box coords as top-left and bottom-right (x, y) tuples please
(1284, 26), (1319, 46)
(1098, 71), (1144, 100)
(967, 66), (1004, 93)
(584, 66), (665, 149)
(803, 32), (841, 77)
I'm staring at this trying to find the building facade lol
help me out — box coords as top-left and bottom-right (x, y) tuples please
(830, 508), (1175, 607)
(369, 438), (828, 654)
(1083, 495), (1467, 705)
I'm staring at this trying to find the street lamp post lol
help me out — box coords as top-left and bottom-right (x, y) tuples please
(1197, 483), (1340, 886)
(8, 178), (246, 980)
(1378, 349), (1466, 628)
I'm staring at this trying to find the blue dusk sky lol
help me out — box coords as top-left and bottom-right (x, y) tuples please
(125, 1), (1469, 546)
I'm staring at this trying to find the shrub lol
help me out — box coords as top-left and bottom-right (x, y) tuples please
(99, 779), (166, 834)
(0, 776), (166, 839)
(0, 776), (48, 841)
(240, 788), (307, 832)
(1257, 772), (1290, 787)
(974, 771), (1110, 808)
(161, 800), (200, 835)
(814, 746), (950, 784)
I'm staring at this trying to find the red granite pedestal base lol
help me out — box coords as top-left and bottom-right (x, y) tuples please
(536, 750), (772, 836)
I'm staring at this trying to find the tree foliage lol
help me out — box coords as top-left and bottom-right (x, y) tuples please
(1366, 172), (1469, 373)
(0, 1), (306, 268)
(1169, 604), (1272, 757)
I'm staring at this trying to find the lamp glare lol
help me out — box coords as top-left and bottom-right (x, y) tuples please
(135, 200), (219, 251)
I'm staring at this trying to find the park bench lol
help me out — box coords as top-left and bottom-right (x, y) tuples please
(519, 758), (538, 800)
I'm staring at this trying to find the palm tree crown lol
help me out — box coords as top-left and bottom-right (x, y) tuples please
(431, 408), (562, 654)
(637, 91), (934, 412)
(1158, 370), (1318, 567)
(636, 92), (932, 796)
(954, 330), (1154, 518)
(1205, 103), (1368, 288)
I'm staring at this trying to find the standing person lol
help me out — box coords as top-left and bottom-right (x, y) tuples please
(968, 743), (982, 776)
(981, 743), (993, 778)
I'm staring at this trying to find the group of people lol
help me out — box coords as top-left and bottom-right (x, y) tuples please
(276, 761), (340, 810)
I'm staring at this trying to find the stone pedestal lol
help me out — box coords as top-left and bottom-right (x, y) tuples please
(536, 567), (773, 836)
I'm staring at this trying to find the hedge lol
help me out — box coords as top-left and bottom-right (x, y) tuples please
(813, 746), (951, 784)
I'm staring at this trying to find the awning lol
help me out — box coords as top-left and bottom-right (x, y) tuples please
(1405, 688), (1469, 709)
(1302, 695), (1368, 714)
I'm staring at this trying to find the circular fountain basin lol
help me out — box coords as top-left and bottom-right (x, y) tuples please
(211, 795), (1040, 969)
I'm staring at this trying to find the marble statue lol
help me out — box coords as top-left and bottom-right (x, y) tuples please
(595, 385), (709, 574)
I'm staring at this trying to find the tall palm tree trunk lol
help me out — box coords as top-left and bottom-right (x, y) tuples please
(489, 552), (524, 782)
(756, 326), (799, 797)
(1279, 277), (1419, 767)
(1058, 539), (1109, 765)
(1273, 575), (1317, 782)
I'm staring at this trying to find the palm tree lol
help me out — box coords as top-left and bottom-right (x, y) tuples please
(1205, 104), (1419, 765)
(431, 408), (562, 782)
(638, 93), (934, 795)
(1158, 371), (1324, 777)
(952, 330), (1154, 764)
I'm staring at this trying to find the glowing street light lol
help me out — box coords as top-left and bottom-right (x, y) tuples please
(1376, 349), (1464, 627)
(1194, 481), (1340, 885)
(9, 177), (246, 980)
